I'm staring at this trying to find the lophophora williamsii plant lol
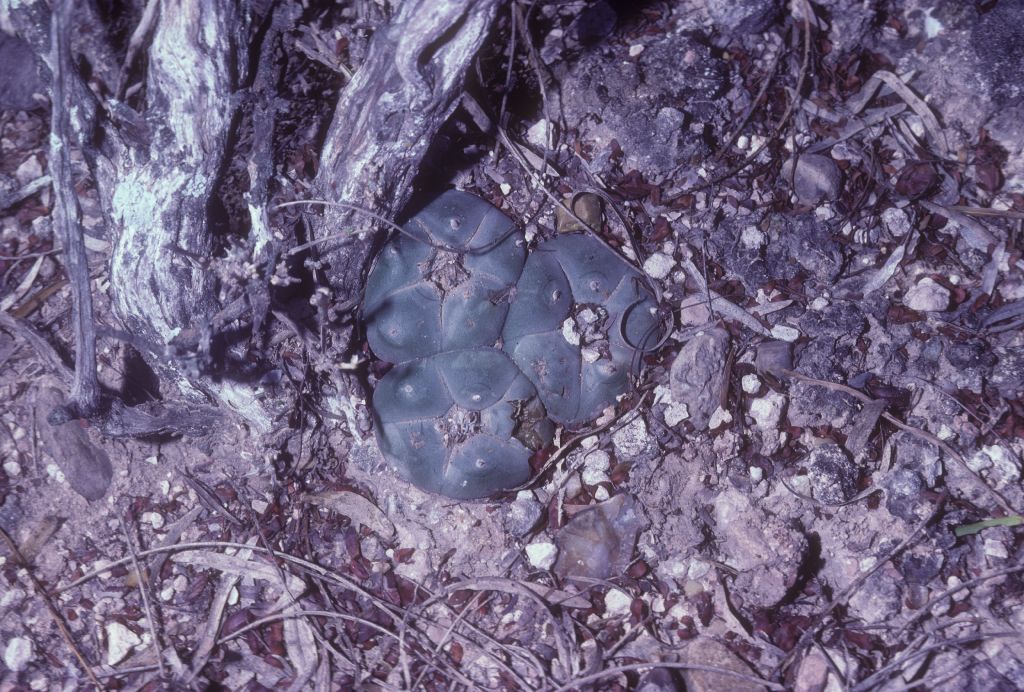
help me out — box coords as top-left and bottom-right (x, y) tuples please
(364, 190), (661, 499)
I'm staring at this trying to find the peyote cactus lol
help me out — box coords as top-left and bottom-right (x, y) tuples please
(363, 191), (525, 363)
(503, 233), (662, 427)
(364, 190), (661, 498)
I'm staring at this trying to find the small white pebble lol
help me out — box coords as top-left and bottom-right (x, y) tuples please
(663, 401), (689, 427)
(708, 407), (733, 430)
(144, 455), (159, 465)
(770, 325), (800, 342)
(984, 539), (1009, 560)
(643, 252), (674, 280)
(45, 463), (66, 483)
(604, 588), (633, 617)
(4, 636), (33, 672)
(561, 318), (581, 346)
(749, 466), (764, 483)
(594, 486), (611, 501)
(525, 542), (558, 570)
(904, 278), (950, 312)
(741, 374), (761, 394)
(582, 451), (611, 486)
(3, 460), (20, 477)
(105, 622), (141, 666)
(628, 44), (645, 57)
(947, 576), (969, 601)
(740, 226), (765, 250)
(499, 183), (512, 196)
(581, 346), (601, 363)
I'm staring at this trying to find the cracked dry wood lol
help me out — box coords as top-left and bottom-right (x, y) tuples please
(6, 0), (503, 436)
(312, 0), (503, 346)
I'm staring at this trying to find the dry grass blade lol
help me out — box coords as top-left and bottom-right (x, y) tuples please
(186, 571), (240, 683)
(920, 200), (997, 251)
(301, 490), (396, 540)
(845, 70), (949, 157)
(0, 253), (46, 312)
(679, 253), (773, 337)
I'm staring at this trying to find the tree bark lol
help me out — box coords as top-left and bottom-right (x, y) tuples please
(312, 0), (504, 346)
(5, 0), (505, 438)
(99, 1), (246, 343)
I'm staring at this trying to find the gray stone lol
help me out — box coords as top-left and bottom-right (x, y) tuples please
(713, 487), (807, 609)
(0, 34), (43, 111)
(783, 154), (843, 206)
(884, 468), (926, 523)
(787, 380), (859, 430)
(612, 415), (651, 460)
(554, 494), (645, 580)
(669, 327), (730, 431)
(848, 569), (903, 624)
(683, 639), (765, 692)
(504, 492), (543, 537)
(805, 443), (858, 504)
(992, 347), (1024, 400)
(35, 385), (112, 502)
(706, 0), (783, 34)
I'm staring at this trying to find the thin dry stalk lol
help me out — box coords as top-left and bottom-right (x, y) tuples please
(118, 516), (169, 679)
(0, 525), (103, 689)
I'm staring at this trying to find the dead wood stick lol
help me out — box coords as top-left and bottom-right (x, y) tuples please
(49, 0), (100, 417)
(114, 0), (160, 100)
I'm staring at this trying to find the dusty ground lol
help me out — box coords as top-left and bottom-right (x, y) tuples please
(2, 0), (1024, 689)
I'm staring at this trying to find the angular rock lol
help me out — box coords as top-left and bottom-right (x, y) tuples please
(713, 488), (807, 609)
(612, 416), (651, 460)
(34, 385), (112, 502)
(669, 327), (730, 431)
(554, 494), (645, 581)
(682, 638), (767, 692)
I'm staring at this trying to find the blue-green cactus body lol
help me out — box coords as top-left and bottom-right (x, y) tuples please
(373, 349), (536, 499)
(363, 190), (660, 498)
(364, 191), (525, 363)
(503, 233), (660, 428)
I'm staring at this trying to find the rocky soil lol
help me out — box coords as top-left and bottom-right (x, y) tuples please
(1, 0), (1023, 689)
